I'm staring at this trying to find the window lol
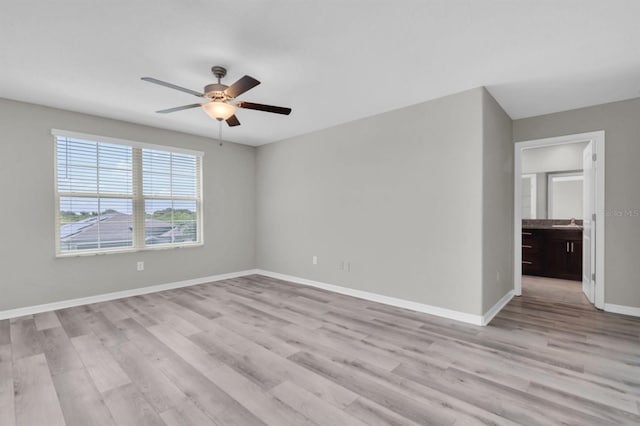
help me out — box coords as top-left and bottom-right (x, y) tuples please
(54, 130), (203, 256)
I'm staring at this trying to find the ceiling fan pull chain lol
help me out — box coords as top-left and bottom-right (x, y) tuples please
(218, 120), (223, 146)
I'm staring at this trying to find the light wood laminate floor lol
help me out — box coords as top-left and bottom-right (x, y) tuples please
(522, 275), (593, 306)
(1, 274), (639, 425)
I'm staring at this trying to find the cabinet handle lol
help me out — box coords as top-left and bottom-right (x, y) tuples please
(522, 232), (532, 236)
(566, 242), (569, 253)
(571, 242), (574, 253)
(522, 261), (532, 265)
(522, 245), (532, 249)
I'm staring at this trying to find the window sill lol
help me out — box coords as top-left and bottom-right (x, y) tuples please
(55, 242), (204, 258)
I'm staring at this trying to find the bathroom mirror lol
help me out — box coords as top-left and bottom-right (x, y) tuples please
(521, 174), (536, 219)
(547, 172), (583, 219)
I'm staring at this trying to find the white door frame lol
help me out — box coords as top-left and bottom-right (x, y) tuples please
(514, 131), (605, 309)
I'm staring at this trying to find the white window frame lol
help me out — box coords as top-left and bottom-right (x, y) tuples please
(52, 129), (204, 257)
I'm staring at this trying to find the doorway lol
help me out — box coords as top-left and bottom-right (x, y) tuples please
(514, 131), (605, 309)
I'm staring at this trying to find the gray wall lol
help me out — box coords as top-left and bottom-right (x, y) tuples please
(514, 97), (640, 308)
(0, 98), (256, 311)
(257, 88), (490, 316)
(481, 89), (514, 312)
(522, 142), (588, 174)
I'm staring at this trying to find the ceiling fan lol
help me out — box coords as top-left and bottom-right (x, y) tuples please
(141, 66), (291, 127)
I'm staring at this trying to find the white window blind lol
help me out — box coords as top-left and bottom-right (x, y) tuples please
(54, 131), (203, 256)
(142, 149), (200, 246)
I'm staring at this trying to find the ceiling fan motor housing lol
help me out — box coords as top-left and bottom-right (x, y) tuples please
(204, 83), (230, 101)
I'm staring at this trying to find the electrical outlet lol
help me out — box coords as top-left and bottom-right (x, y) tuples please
(137, 261), (144, 271)
(346, 262), (351, 272)
(312, 256), (318, 265)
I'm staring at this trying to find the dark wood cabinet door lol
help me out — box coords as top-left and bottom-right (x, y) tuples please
(566, 240), (583, 279)
(546, 238), (570, 278)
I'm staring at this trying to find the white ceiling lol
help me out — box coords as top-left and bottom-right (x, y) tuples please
(1, 1), (639, 146)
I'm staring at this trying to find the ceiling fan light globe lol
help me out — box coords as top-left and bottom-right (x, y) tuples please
(202, 101), (236, 121)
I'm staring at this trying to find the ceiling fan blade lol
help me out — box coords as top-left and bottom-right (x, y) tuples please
(141, 77), (203, 97)
(237, 101), (292, 115)
(225, 75), (260, 99)
(155, 103), (202, 114)
(226, 115), (241, 127)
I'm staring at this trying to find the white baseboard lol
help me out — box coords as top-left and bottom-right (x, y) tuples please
(482, 290), (514, 326)
(604, 303), (640, 317)
(256, 269), (488, 326)
(0, 269), (259, 320)
(0, 268), (520, 326)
